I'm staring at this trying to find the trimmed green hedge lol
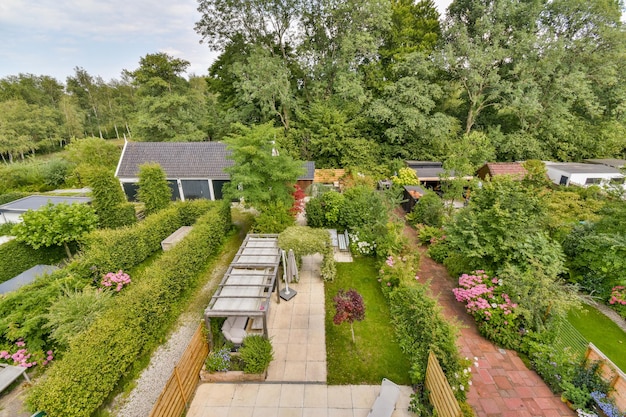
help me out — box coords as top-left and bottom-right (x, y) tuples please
(78, 200), (215, 275)
(0, 200), (223, 352)
(0, 240), (67, 284)
(27, 202), (230, 417)
(0, 191), (30, 205)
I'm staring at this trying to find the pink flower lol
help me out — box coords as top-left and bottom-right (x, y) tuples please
(387, 282), (391, 287)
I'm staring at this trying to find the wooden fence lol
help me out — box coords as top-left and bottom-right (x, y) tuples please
(425, 351), (462, 417)
(149, 323), (209, 417)
(586, 343), (626, 412)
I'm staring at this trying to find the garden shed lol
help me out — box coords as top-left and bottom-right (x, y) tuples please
(402, 185), (427, 213)
(115, 141), (315, 202)
(544, 161), (625, 189)
(0, 195), (91, 224)
(204, 234), (281, 348)
(405, 160), (472, 190)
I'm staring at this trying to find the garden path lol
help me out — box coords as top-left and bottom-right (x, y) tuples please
(417, 247), (575, 417)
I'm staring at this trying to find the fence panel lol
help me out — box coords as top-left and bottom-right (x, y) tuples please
(149, 323), (209, 417)
(586, 343), (626, 413)
(555, 318), (588, 357)
(425, 351), (462, 417)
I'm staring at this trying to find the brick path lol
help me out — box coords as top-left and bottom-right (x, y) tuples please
(417, 247), (575, 417)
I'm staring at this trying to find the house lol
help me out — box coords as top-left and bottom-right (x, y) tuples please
(115, 141), (315, 202)
(0, 195), (92, 224)
(476, 162), (527, 181)
(544, 161), (625, 189)
(405, 161), (472, 191)
(401, 185), (427, 213)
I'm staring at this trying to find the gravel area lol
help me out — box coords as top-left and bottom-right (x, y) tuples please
(589, 300), (626, 333)
(113, 313), (200, 417)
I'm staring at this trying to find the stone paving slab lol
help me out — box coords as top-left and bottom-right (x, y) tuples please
(417, 247), (575, 417)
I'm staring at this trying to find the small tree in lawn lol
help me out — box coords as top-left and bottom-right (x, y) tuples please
(13, 202), (98, 258)
(333, 289), (365, 344)
(137, 162), (172, 215)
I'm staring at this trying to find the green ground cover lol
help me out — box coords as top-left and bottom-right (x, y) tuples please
(325, 257), (412, 385)
(568, 304), (626, 372)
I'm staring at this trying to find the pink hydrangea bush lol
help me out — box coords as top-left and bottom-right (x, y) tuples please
(453, 271), (522, 349)
(0, 339), (54, 368)
(378, 254), (419, 297)
(101, 270), (131, 292)
(609, 286), (626, 318)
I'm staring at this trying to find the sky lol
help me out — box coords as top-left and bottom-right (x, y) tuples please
(0, 0), (453, 84)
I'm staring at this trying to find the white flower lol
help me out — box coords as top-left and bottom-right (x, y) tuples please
(467, 367), (472, 373)
(459, 385), (464, 391)
(474, 361), (479, 367)
(468, 381), (472, 386)
(491, 303), (497, 308)
(474, 356), (478, 361)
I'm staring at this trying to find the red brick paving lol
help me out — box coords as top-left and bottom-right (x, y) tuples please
(416, 247), (575, 417)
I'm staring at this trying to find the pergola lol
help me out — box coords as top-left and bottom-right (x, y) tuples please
(203, 234), (282, 349)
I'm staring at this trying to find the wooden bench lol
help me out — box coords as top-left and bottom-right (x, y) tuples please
(0, 363), (30, 394)
(338, 230), (350, 252)
(367, 378), (401, 417)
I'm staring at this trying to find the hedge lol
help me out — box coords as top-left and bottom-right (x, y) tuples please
(78, 199), (215, 275)
(0, 240), (67, 284)
(27, 202), (231, 417)
(0, 200), (222, 351)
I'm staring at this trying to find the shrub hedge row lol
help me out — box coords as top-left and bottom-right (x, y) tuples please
(0, 240), (67, 284)
(78, 200), (215, 275)
(27, 202), (231, 416)
(0, 200), (221, 351)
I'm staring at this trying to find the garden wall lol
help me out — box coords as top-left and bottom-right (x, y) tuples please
(586, 343), (626, 412)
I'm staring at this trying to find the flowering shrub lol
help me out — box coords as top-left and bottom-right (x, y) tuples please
(452, 271), (522, 349)
(590, 391), (625, 417)
(609, 286), (626, 319)
(349, 231), (376, 255)
(101, 270), (131, 292)
(378, 254), (419, 298)
(0, 339), (54, 368)
(205, 347), (231, 372)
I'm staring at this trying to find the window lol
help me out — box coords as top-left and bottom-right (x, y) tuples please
(610, 177), (625, 185)
(585, 178), (602, 185)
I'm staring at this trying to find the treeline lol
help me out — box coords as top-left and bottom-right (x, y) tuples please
(1, 0), (625, 173)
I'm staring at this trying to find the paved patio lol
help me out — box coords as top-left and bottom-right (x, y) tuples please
(186, 254), (415, 417)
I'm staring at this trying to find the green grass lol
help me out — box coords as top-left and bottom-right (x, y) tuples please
(568, 304), (626, 372)
(325, 257), (412, 385)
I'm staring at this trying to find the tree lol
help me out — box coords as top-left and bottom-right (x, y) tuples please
(13, 202), (98, 258)
(223, 122), (305, 210)
(332, 288), (365, 343)
(136, 163), (171, 215)
(391, 167), (420, 186)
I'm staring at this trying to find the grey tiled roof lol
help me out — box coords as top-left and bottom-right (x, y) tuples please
(0, 196), (91, 213)
(544, 162), (622, 175)
(116, 141), (233, 180)
(116, 141), (315, 181)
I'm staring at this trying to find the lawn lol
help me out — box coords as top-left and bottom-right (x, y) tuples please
(325, 256), (412, 385)
(568, 304), (626, 372)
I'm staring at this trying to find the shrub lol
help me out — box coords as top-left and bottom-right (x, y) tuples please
(253, 201), (294, 233)
(137, 163), (171, 215)
(87, 168), (136, 229)
(417, 225), (445, 245)
(40, 159), (71, 189)
(0, 191), (30, 205)
(27, 203), (230, 416)
(391, 167), (420, 186)
(452, 271), (523, 349)
(427, 237), (451, 264)
(378, 254), (419, 298)
(205, 347), (231, 372)
(389, 285), (470, 402)
(409, 191), (445, 228)
(239, 335), (273, 374)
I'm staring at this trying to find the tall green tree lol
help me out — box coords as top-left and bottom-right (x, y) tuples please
(87, 168), (136, 229)
(137, 163), (172, 215)
(223, 122), (305, 210)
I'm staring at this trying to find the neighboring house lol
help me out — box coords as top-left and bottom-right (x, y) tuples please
(544, 161), (625, 189)
(476, 162), (527, 181)
(0, 196), (92, 225)
(405, 160), (472, 191)
(115, 141), (315, 202)
(0, 265), (59, 295)
(402, 185), (427, 213)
